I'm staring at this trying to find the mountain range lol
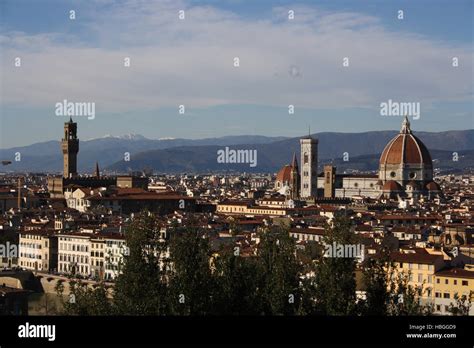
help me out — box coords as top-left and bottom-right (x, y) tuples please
(1, 130), (473, 174)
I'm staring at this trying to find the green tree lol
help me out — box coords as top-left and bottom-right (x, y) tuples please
(56, 277), (112, 315)
(167, 227), (215, 315)
(386, 271), (433, 315)
(256, 226), (302, 315)
(312, 216), (357, 315)
(113, 211), (169, 315)
(360, 249), (391, 315)
(447, 292), (473, 316)
(212, 250), (262, 315)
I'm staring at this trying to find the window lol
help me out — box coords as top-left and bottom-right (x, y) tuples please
(436, 278), (440, 284)
(390, 171), (396, 178)
(418, 274), (423, 282)
(443, 293), (450, 299)
(445, 279), (448, 285)
(454, 280), (457, 285)
(435, 292), (440, 298)
(462, 280), (468, 286)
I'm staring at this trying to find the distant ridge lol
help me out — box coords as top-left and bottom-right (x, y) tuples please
(1, 130), (472, 174)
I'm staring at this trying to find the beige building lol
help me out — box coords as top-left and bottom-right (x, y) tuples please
(58, 233), (92, 276)
(90, 237), (106, 280)
(390, 250), (445, 302)
(433, 266), (474, 315)
(19, 231), (57, 273)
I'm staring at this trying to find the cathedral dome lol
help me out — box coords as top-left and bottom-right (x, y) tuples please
(276, 165), (293, 183)
(379, 117), (432, 167)
(378, 117), (433, 184)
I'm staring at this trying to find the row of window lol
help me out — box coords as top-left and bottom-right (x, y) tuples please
(59, 243), (89, 253)
(91, 243), (105, 249)
(19, 253), (43, 259)
(409, 274), (433, 283)
(291, 233), (321, 242)
(59, 263), (89, 274)
(59, 254), (89, 264)
(436, 278), (469, 286)
(19, 243), (42, 249)
(401, 263), (434, 271)
(20, 260), (45, 269)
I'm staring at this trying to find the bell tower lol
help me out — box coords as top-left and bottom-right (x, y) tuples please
(62, 117), (79, 178)
(300, 132), (318, 198)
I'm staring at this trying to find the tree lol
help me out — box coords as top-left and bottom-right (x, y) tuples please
(212, 250), (262, 315)
(386, 271), (433, 315)
(167, 226), (215, 315)
(55, 277), (112, 315)
(312, 216), (358, 315)
(256, 226), (302, 315)
(447, 292), (473, 316)
(113, 211), (169, 315)
(360, 249), (391, 315)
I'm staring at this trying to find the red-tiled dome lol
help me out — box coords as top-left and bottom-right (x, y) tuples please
(379, 117), (432, 166)
(382, 180), (403, 191)
(276, 165), (293, 183)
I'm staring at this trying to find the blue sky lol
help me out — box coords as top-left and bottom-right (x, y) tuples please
(1, 0), (473, 148)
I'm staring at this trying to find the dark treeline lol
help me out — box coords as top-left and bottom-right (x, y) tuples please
(55, 212), (467, 316)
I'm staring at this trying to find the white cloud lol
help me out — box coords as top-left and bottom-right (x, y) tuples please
(1, 1), (472, 113)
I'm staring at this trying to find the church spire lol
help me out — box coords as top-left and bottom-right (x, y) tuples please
(400, 115), (411, 134)
(291, 152), (298, 169)
(94, 161), (100, 178)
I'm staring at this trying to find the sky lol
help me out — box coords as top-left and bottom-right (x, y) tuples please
(0, 0), (473, 148)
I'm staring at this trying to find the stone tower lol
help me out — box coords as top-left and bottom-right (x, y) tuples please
(300, 134), (318, 198)
(323, 165), (336, 198)
(62, 117), (79, 178)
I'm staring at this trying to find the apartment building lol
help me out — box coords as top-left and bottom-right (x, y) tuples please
(90, 237), (106, 280)
(389, 249), (445, 303)
(433, 266), (474, 315)
(58, 233), (92, 276)
(18, 231), (57, 273)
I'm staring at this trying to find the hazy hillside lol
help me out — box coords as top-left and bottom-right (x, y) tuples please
(1, 130), (473, 174)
